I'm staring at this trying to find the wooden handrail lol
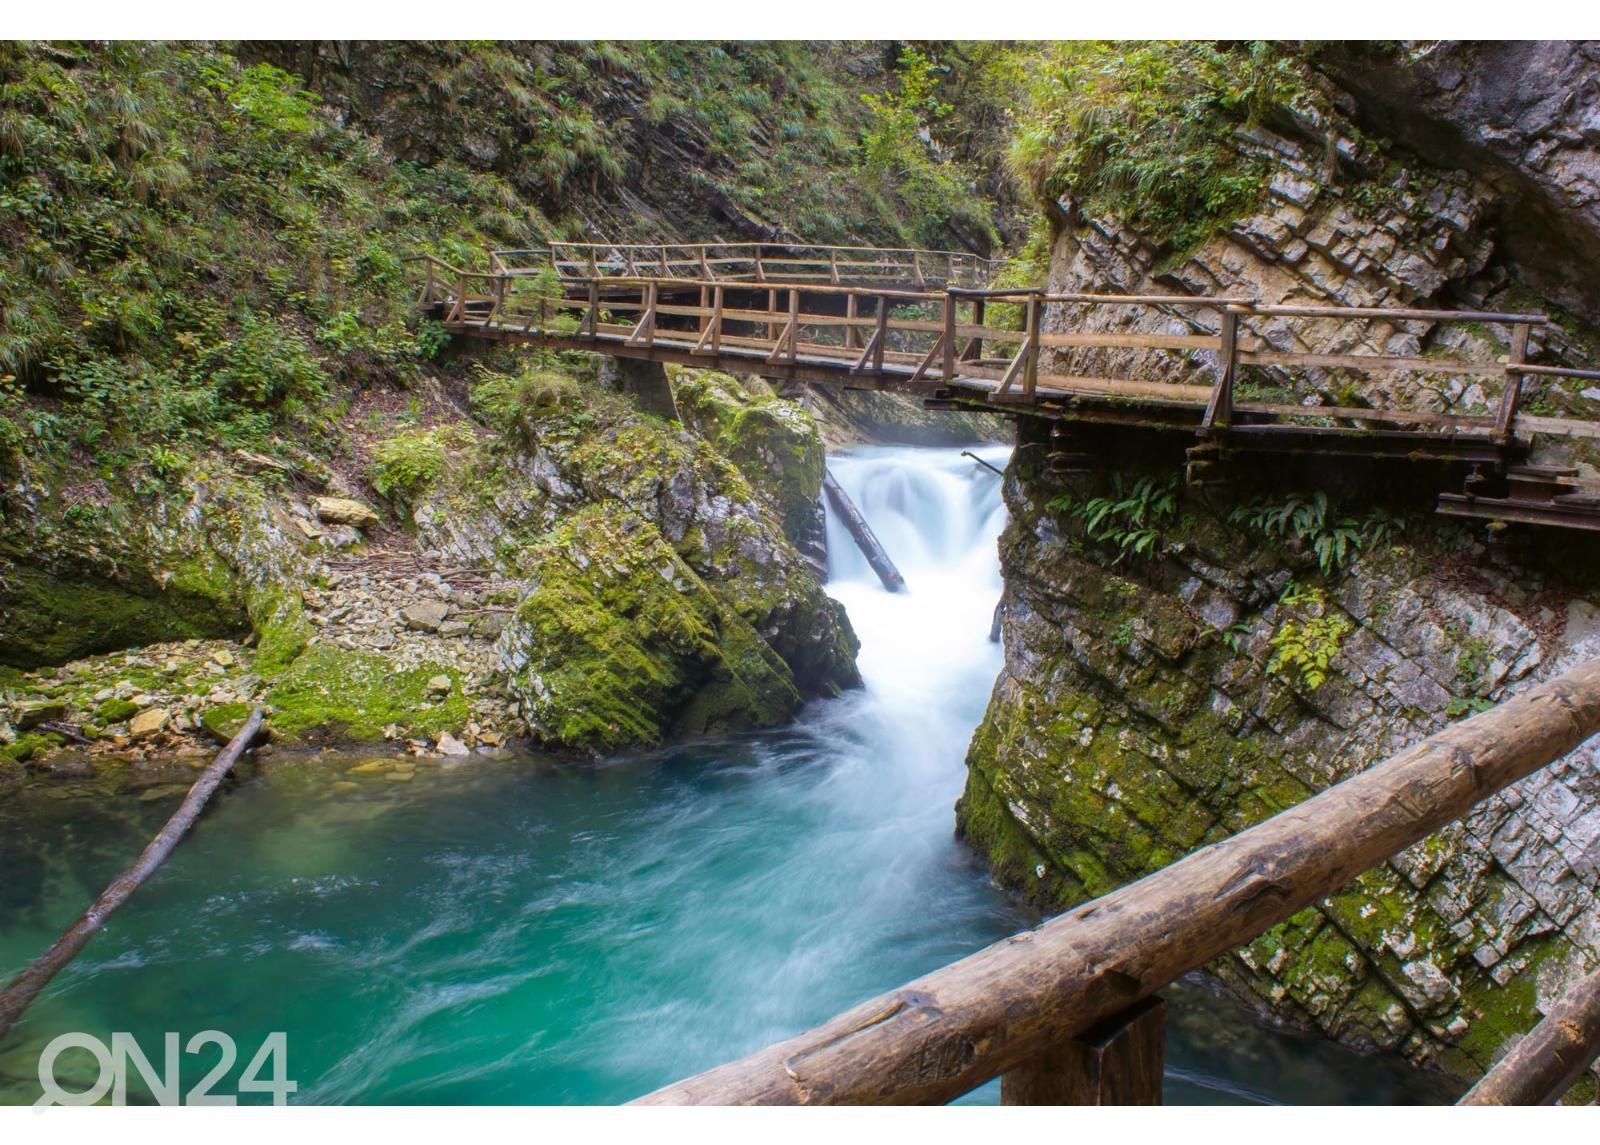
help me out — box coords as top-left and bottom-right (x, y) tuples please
(1459, 965), (1600, 1105)
(426, 265), (1600, 446)
(632, 658), (1600, 1104)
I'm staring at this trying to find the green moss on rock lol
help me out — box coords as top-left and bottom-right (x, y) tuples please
(672, 370), (825, 544)
(265, 645), (468, 743)
(0, 559), (245, 669)
(95, 698), (140, 724)
(500, 503), (801, 754)
(200, 702), (254, 743)
(248, 584), (313, 678)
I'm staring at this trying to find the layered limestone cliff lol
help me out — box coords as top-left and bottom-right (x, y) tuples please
(960, 42), (1600, 1085)
(958, 431), (1600, 1081)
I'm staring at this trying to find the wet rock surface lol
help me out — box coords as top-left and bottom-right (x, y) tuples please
(958, 441), (1600, 1085)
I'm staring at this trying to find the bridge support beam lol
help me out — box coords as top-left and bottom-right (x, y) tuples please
(600, 357), (678, 423)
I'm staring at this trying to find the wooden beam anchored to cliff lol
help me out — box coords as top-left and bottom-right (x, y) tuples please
(630, 659), (1600, 1104)
(822, 469), (905, 593)
(0, 709), (266, 1043)
(1459, 965), (1600, 1105)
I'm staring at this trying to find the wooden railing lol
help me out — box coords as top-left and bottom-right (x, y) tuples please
(414, 259), (1600, 446)
(628, 658), (1600, 1105)
(488, 242), (1006, 289)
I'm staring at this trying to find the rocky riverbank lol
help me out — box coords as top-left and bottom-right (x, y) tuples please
(2, 366), (960, 786)
(1, 359), (1013, 799)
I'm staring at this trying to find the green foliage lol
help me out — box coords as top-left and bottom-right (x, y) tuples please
(471, 363), (580, 445)
(1228, 491), (1400, 576)
(1267, 583), (1352, 691)
(1445, 696), (1495, 720)
(0, 41), (529, 469)
(857, 46), (996, 249)
(369, 424), (472, 506)
(1008, 41), (1310, 252)
(1071, 474), (1180, 563)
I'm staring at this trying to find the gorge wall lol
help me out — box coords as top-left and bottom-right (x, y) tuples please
(959, 41), (1600, 1085)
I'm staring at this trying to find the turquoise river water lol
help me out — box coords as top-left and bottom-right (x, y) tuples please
(0, 444), (1461, 1105)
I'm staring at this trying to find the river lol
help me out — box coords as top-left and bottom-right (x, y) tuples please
(0, 443), (1458, 1105)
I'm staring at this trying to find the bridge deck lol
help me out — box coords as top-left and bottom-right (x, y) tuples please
(417, 246), (1600, 528)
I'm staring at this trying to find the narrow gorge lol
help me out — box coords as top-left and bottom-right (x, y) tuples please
(3, 39), (1600, 1107)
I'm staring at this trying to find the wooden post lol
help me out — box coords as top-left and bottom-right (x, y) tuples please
(913, 250), (925, 288)
(712, 285), (724, 355)
(1023, 293), (1040, 398)
(0, 709), (265, 1042)
(846, 291), (860, 352)
(768, 288), (778, 341)
(1001, 997), (1166, 1105)
(829, 249), (841, 285)
(700, 245), (713, 280)
(788, 287), (800, 363)
(698, 285), (710, 335)
(1201, 308), (1240, 433)
(584, 279), (600, 338)
(873, 295), (888, 373)
(1460, 966), (1600, 1105)
(943, 294), (957, 381)
(963, 298), (985, 362)
(1495, 322), (1532, 444)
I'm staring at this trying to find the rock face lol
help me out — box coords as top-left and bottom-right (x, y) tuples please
(497, 504), (802, 753)
(1319, 42), (1600, 322)
(410, 374), (861, 756)
(957, 432), (1600, 1082)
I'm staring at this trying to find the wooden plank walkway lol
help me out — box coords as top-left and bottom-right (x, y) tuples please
(416, 245), (1600, 528)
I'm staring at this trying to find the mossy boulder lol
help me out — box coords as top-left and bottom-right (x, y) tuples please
(0, 558), (246, 669)
(95, 698), (141, 724)
(671, 370), (825, 546)
(265, 644), (468, 743)
(498, 504), (803, 755)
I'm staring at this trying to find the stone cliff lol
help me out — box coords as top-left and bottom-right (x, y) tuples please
(960, 41), (1600, 1086)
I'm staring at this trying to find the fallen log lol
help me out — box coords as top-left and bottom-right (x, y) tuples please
(631, 659), (1600, 1104)
(0, 707), (265, 1043)
(822, 468), (905, 593)
(1459, 965), (1600, 1105)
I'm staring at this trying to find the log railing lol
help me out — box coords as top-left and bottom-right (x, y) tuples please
(415, 259), (1600, 444)
(629, 658), (1600, 1105)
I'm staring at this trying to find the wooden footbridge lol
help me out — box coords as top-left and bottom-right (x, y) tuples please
(419, 241), (1600, 532)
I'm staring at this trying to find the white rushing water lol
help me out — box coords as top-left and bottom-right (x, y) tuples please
(0, 441), (1457, 1105)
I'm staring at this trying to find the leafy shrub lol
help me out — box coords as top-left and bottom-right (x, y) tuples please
(1266, 583), (1352, 691)
(369, 425), (470, 505)
(471, 365), (580, 444)
(1007, 41), (1309, 252)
